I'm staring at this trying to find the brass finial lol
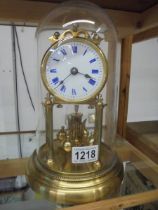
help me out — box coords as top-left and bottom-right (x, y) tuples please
(49, 31), (60, 43)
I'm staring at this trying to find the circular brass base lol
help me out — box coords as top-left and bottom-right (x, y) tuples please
(26, 144), (123, 205)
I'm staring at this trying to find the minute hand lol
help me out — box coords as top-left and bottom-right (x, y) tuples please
(55, 73), (71, 89)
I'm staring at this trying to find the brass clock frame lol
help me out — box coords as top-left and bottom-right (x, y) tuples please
(26, 29), (123, 205)
(41, 36), (108, 104)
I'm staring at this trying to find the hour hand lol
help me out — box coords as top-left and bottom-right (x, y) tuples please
(84, 74), (92, 79)
(78, 72), (93, 79)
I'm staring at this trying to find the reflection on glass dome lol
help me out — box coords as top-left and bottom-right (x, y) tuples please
(37, 1), (117, 41)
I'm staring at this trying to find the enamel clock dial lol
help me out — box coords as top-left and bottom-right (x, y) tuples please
(41, 38), (108, 102)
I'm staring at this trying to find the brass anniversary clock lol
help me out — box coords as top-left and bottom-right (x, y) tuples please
(41, 36), (107, 103)
(26, 1), (123, 205)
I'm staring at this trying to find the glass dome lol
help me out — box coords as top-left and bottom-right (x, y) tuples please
(26, 0), (123, 206)
(36, 0), (120, 146)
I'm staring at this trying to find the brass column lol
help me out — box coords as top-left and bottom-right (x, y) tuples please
(95, 95), (103, 153)
(45, 94), (54, 159)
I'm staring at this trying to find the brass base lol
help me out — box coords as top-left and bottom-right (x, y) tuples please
(26, 143), (123, 205)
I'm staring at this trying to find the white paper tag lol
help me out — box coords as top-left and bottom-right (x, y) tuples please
(72, 145), (98, 164)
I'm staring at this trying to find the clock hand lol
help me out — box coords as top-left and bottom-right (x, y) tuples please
(78, 72), (94, 79)
(54, 73), (71, 89)
(54, 67), (79, 89)
(85, 74), (93, 79)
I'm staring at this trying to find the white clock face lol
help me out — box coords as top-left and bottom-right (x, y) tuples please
(41, 38), (108, 102)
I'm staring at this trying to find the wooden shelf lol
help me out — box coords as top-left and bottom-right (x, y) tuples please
(117, 17), (158, 137)
(0, 1), (157, 209)
(0, 158), (28, 178)
(1, 139), (158, 209)
(28, 0), (157, 13)
(0, 1), (157, 38)
(126, 121), (158, 164)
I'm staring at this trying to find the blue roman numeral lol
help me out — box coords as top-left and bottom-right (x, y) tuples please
(88, 79), (96, 86)
(83, 49), (87, 56)
(72, 46), (77, 53)
(60, 49), (67, 55)
(50, 69), (57, 73)
(89, 58), (96, 63)
(92, 69), (99, 74)
(53, 58), (60, 62)
(52, 77), (59, 85)
(72, 89), (76, 95)
(83, 87), (87, 92)
(60, 85), (66, 92)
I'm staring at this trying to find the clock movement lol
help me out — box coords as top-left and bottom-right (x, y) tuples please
(26, 1), (123, 205)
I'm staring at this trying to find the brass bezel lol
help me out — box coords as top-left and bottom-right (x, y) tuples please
(41, 37), (108, 103)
